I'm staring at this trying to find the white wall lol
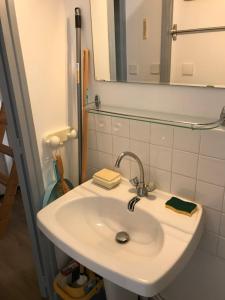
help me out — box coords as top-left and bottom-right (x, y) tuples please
(13, 0), (78, 187)
(171, 0), (225, 86)
(90, 0), (111, 81)
(14, 0), (79, 268)
(126, 0), (162, 83)
(173, 0), (225, 29)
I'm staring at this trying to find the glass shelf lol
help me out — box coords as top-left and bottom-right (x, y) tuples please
(87, 104), (225, 130)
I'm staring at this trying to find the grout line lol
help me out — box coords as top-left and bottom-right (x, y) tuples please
(196, 178), (225, 189)
(215, 233), (220, 257)
(197, 130), (202, 154)
(194, 136), (201, 202)
(150, 141), (172, 149)
(149, 165), (171, 174)
(129, 137), (150, 143)
(217, 212), (223, 240)
(170, 148), (175, 194)
(203, 205), (223, 214)
(171, 170), (197, 181)
(199, 153), (225, 162)
(149, 123), (151, 143)
(110, 115), (112, 134)
(128, 119), (131, 140)
(173, 148), (200, 156)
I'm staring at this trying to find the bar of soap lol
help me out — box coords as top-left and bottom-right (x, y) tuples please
(165, 197), (197, 216)
(93, 168), (121, 189)
(93, 176), (121, 189)
(93, 168), (120, 182)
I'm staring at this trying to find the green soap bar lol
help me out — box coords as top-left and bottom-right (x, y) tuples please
(166, 197), (197, 214)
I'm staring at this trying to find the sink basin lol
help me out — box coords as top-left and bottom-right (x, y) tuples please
(37, 179), (203, 297)
(56, 196), (164, 257)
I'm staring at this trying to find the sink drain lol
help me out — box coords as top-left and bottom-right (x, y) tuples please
(115, 231), (130, 244)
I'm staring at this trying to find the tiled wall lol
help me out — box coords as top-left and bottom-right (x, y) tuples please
(87, 113), (225, 261)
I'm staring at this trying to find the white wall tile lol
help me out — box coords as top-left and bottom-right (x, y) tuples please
(223, 193), (225, 213)
(217, 237), (225, 260)
(172, 150), (198, 178)
(131, 162), (150, 183)
(220, 214), (225, 237)
(200, 129), (225, 160)
(88, 114), (96, 130)
(87, 167), (99, 180)
(150, 124), (173, 147)
(88, 130), (97, 150)
(150, 167), (171, 193)
(196, 181), (224, 211)
(95, 115), (111, 133)
(163, 250), (225, 300)
(174, 127), (200, 153)
(112, 117), (129, 137)
(112, 136), (129, 157)
(96, 133), (112, 154)
(130, 120), (150, 142)
(97, 152), (113, 170)
(88, 149), (99, 169)
(171, 174), (196, 200)
(204, 208), (221, 234)
(198, 156), (225, 186)
(130, 139), (149, 164)
(199, 231), (218, 256)
(150, 145), (172, 171)
(87, 116), (225, 286)
(113, 157), (130, 179)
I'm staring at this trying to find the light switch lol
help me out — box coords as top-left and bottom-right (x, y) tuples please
(128, 65), (138, 75)
(150, 64), (160, 75)
(182, 63), (194, 76)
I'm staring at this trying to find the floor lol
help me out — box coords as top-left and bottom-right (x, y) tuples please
(0, 191), (107, 300)
(0, 191), (43, 300)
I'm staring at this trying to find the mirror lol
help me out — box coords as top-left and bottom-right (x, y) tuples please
(90, 0), (225, 88)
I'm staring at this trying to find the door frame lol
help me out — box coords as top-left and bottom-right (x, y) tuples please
(114, 0), (127, 82)
(0, 0), (58, 299)
(160, 0), (173, 83)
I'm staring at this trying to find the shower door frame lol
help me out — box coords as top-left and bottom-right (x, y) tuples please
(0, 0), (58, 299)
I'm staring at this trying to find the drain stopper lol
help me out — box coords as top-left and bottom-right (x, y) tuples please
(115, 231), (130, 244)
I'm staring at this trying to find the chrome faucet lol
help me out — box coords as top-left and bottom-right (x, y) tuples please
(115, 151), (155, 199)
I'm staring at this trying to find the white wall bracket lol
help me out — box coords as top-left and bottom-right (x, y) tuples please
(44, 127), (77, 147)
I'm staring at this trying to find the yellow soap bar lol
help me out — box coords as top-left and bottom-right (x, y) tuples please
(93, 176), (121, 189)
(93, 168), (121, 182)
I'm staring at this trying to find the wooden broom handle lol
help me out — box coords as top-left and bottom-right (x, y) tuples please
(55, 155), (70, 193)
(81, 49), (89, 183)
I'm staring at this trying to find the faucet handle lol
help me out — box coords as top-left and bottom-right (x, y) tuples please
(129, 176), (139, 187)
(146, 182), (156, 192)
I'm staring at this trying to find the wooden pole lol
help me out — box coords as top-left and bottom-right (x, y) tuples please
(81, 49), (89, 183)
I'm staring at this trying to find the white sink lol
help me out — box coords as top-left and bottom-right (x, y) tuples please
(37, 179), (203, 297)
